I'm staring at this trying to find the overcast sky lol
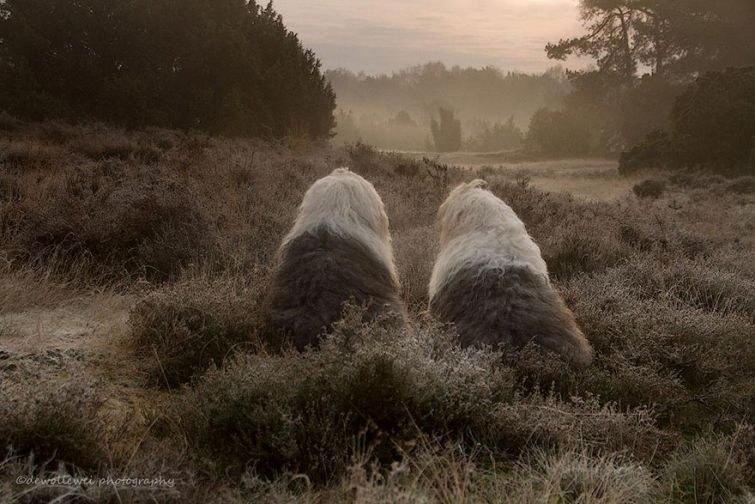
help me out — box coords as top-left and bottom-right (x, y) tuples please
(273, 0), (586, 75)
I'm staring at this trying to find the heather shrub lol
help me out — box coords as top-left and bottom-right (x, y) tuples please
(392, 226), (437, 310)
(542, 230), (629, 279)
(0, 141), (63, 170)
(490, 182), (633, 279)
(660, 432), (753, 503)
(619, 130), (671, 175)
(173, 307), (683, 485)
(130, 274), (274, 388)
(0, 378), (105, 470)
(566, 264), (755, 428)
(174, 310), (512, 481)
(726, 176), (755, 195)
(70, 129), (137, 161)
(347, 142), (384, 176)
(234, 445), (662, 503)
(0, 123), (324, 283)
(633, 179), (666, 199)
(626, 257), (755, 319)
(346, 145), (428, 180)
(2, 162), (209, 282)
(504, 450), (656, 503)
(484, 394), (674, 462)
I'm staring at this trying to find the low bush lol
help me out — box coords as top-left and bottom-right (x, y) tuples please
(173, 310), (513, 481)
(619, 130), (671, 175)
(726, 176), (755, 195)
(504, 450), (656, 503)
(130, 274), (274, 388)
(484, 393), (675, 462)
(392, 227), (437, 310)
(0, 378), (105, 471)
(568, 260), (755, 424)
(633, 179), (666, 199)
(4, 175), (209, 282)
(660, 431), (754, 503)
(492, 182), (632, 279)
(171, 307), (688, 485)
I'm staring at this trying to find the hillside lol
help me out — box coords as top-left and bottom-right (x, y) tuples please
(1, 120), (754, 502)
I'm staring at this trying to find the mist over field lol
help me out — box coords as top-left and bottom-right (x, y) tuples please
(327, 63), (570, 151)
(1, 0), (754, 502)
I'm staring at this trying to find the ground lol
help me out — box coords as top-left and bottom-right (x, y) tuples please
(402, 153), (628, 200)
(1, 122), (754, 503)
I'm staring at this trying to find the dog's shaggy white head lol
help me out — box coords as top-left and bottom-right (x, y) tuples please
(281, 167), (397, 280)
(430, 179), (548, 299)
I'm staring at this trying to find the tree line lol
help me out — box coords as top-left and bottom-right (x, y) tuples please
(0, 0), (336, 138)
(328, 63), (569, 151)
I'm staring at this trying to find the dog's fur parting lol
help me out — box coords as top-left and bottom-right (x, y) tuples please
(271, 168), (405, 350)
(429, 179), (593, 367)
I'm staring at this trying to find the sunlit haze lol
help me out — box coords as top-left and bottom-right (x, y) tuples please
(274, 0), (585, 74)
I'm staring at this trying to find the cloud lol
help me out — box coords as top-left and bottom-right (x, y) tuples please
(273, 0), (585, 74)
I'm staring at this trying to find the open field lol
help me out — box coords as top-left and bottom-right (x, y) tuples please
(395, 151), (649, 202)
(1, 122), (755, 502)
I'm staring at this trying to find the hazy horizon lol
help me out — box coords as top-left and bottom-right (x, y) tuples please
(274, 0), (587, 75)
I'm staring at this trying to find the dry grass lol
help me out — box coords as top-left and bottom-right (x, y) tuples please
(1, 119), (753, 502)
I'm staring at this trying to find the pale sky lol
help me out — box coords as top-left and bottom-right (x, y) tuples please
(273, 0), (585, 75)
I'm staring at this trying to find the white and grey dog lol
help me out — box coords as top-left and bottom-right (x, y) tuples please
(429, 179), (593, 367)
(270, 168), (405, 350)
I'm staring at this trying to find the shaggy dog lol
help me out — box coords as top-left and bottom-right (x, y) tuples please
(428, 180), (593, 367)
(270, 168), (405, 350)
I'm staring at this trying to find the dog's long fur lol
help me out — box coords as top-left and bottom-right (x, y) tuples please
(429, 179), (593, 367)
(271, 168), (404, 350)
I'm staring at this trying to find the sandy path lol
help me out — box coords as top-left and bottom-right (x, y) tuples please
(0, 292), (169, 450)
(1, 293), (131, 366)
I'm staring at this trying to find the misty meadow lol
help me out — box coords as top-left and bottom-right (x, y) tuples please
(1, 0), (754, 503)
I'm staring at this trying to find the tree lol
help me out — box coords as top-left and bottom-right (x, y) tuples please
(545, 0), (755, 153)
(333, 109), (361, 145)
(526, 109), (591, 156)
(0, 0), (336, 138)
(546, 0), (640, 83)
(619, 68), (755, 174)
(670, 67), (755, 171)
(619, 74), (681, 147)
(464, 117), (524, 152)
(547, 0), (755, 81)
(430, 108), (462, 152)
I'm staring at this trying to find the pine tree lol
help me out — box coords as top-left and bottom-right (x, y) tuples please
(430, 107), (462, 152)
